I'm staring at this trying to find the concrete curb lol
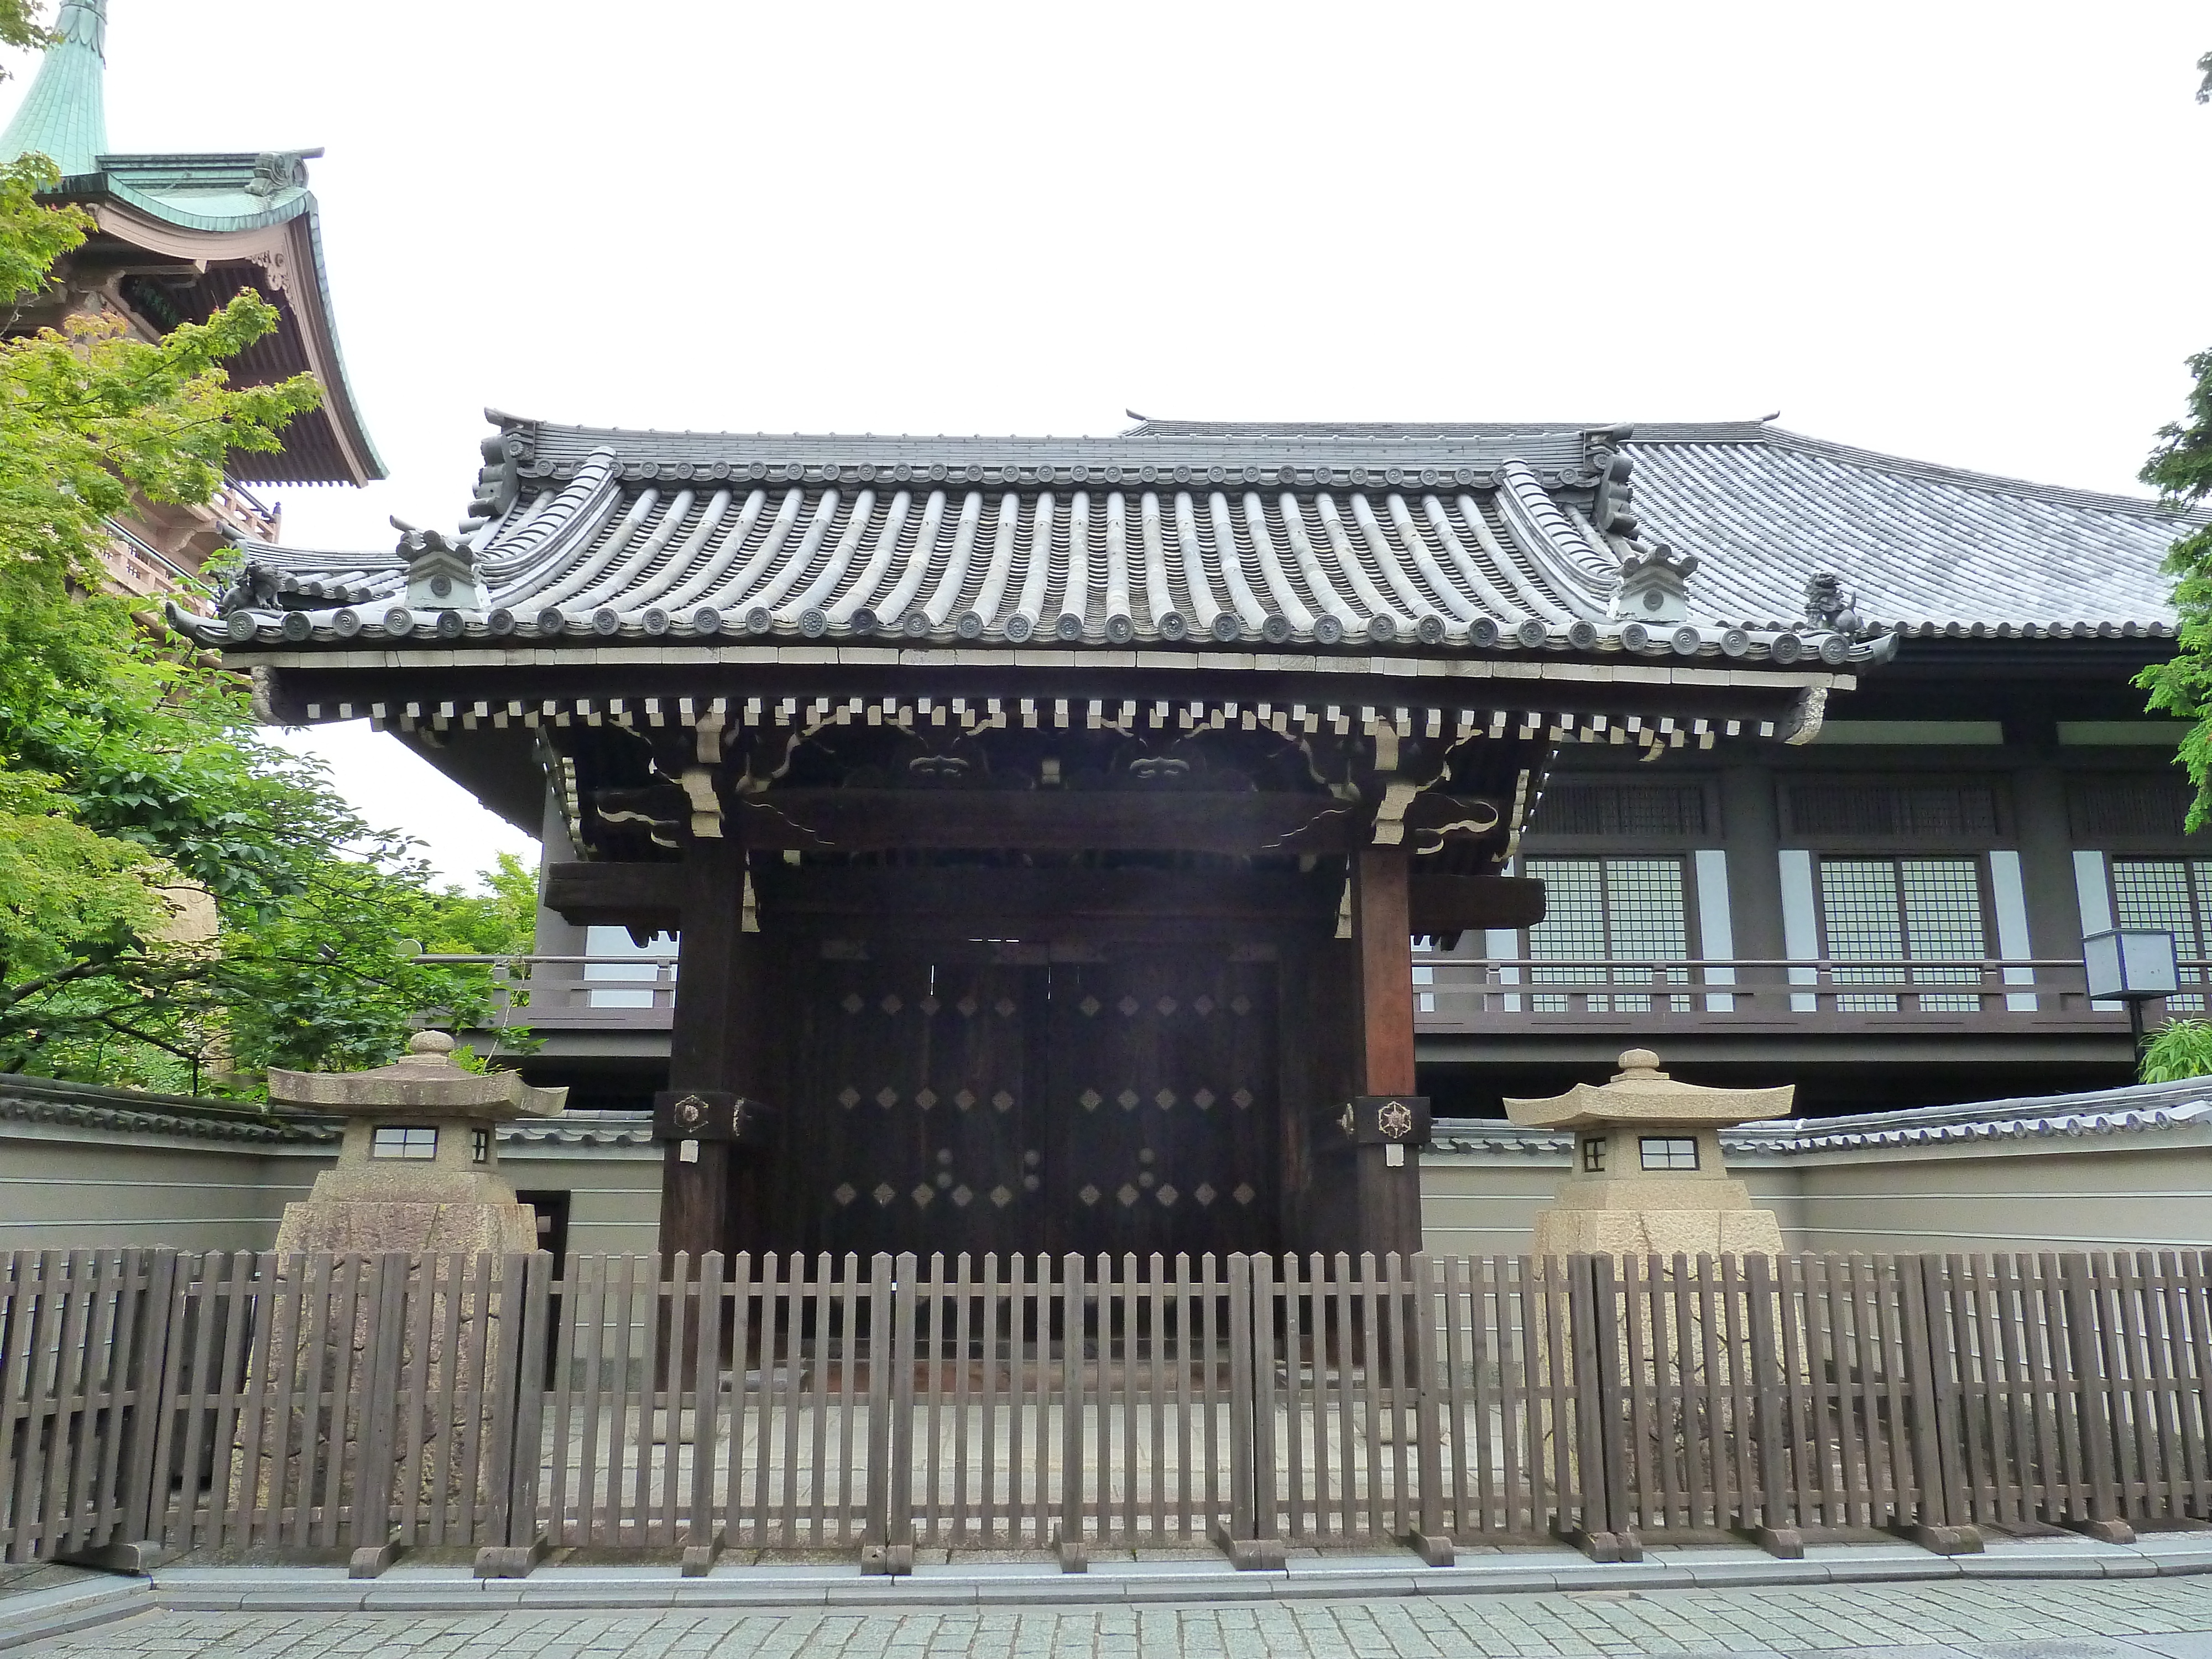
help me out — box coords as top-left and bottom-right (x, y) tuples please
(5, 1539), (2208, 1642)
(0, 1578), (153, 1652)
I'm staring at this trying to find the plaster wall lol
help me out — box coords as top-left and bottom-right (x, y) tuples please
(1420, 1131), (2212, 1257)
(0, 1126), (316, 1253)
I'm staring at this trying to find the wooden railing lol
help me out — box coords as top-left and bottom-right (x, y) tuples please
(437, 953), (2190, 1041)
(5, 1248), (2209, 1568)
(1412, 956), (2206, 1032)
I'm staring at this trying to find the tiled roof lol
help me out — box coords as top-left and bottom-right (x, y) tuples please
(1435, 1074), (2212, 1160)
(179, 418), (1876, 671)
(0, 1), (104, 178)
(1627, 425), (2184, 639)
(1134, 420), (2190, 639)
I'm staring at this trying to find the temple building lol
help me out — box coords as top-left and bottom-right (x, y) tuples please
(182, 415), (1885, 1263)
(0, 0), (382, 598)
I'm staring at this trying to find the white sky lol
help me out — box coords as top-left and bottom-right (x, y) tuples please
(8, 1), (2210, 885)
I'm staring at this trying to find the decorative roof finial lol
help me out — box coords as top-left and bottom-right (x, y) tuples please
(0, 0), (108, 180)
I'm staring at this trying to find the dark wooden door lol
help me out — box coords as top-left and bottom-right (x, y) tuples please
(1044, 950), (1280, 1262)
(785, 946), (1279, 1262)
(789, 953), (1044, 1262)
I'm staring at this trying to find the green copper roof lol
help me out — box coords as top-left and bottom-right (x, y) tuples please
(0, 0), (107, 178)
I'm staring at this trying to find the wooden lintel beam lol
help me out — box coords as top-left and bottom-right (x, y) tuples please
(544, 861), (686, 928)
(732, 788), (1364, 854)
(1406, 874), (1545, 933)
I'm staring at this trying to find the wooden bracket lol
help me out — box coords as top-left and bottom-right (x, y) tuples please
(680, 1529), (726, 1576)
(349, 1531), (403, 1579)
(859, 1542), (914, 1575)
(474, 1533), (551, 1578)
(1406, 1529), (1456, 1567)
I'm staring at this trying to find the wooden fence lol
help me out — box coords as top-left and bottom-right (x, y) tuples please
(3, 1248), (2208, 1567)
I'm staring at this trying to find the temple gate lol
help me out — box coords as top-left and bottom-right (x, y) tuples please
(190, 416), (1879, 1265)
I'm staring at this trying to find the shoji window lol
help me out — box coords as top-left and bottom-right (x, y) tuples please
(2107, 859), (2212, 1011)
(1522, 857), (1691, 1012)
(1815, 857), (1987, 1012)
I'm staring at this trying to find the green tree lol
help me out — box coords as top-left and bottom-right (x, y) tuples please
(0, 152), (531, 1089)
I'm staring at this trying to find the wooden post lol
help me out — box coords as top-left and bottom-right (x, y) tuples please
(659, 838), (756, 1263)
(1350, 848), (1422, 1259)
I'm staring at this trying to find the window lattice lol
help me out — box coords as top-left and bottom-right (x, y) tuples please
(2110, 859), (2212, 1011)
(1787, 780), (1999, 839)
(1525, 858), (1689, 1013)
(1535, 782), (1707, 838)
(2070, 777), (2197, 841)
(1818, 858), (1985, 1013)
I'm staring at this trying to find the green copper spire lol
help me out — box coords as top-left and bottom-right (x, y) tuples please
(1, 1), (108, 178)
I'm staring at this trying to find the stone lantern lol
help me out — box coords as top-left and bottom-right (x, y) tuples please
(1504, 1048), (1790, 1259)
(270, 1031), (567, 1256)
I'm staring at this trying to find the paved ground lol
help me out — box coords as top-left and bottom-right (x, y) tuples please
(16, 1578), (2212, 1659)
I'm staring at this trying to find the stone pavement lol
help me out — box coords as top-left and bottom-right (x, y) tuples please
(11, 1577), (2212, 1659)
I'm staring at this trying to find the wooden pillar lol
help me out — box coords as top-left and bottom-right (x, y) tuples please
(658, 837), (758, 1264)
(1350, 848), (1422, 1258)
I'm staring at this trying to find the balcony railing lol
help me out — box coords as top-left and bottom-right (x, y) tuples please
(429, 953), (2203, 1040)
(419, 954), (677, 1030)
(1412, 956), (2208, 1033)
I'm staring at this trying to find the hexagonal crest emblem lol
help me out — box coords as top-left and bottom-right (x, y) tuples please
(1378, 1098), (1416, 1140)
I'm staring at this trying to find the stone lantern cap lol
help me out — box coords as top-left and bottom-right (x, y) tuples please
(1503, 1048), (1791, 1131)
(267, 1030), (566, 1122)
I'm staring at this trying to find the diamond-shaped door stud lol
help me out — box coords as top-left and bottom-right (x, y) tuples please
(876, 1086), (899, 1109)
(1118, 1183), (1140, 1207)
(1118, 995), (1140, 1016)
(915, 1088), (938, 1111)
(1155, 996), (1176, 1016)
(952, 1185), (974, 1208)
(1118, 1089), (1140, 1112)
(994, 997), (1017, 1018)
(1079, 1088), (1102, 1111)
(1194, 1183), (1218, 1206)
(1193, 1088), (1216, 1110)
(838, 1087), (861, 1110)
(912, 1184), (935, 1207)
(992, 1089), (1014, 1113)
(957, 994), (979, 1017)
(833, 1182), (857, 1207)
(954, 1088), (977, 1111)
(990, 1185), (1014, 1208)
(1233, 1183), (1256, 1206)
(842, 993), (864, 1014)
(1079, 1184), (1101, 1206)
(1194, 995), (1215, 1015)
(880, 993), (903, 1015)
(1079, 994), (1102, 1017)
(873, 1183), (897, 1207)
(1156, 1184), (1179, 1207)
(1232, 1088), (1254, 1110)
(1230, 994), (1252, 1016)
(919, 995), (939, 1015)
(1155, 1089), (1176, 1110)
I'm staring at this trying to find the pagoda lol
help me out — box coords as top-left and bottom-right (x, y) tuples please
(1, 1), (382, 594)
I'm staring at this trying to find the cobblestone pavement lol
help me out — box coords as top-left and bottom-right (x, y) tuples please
(17, 1578), (2212, 1659)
